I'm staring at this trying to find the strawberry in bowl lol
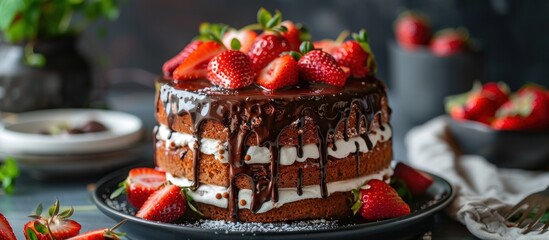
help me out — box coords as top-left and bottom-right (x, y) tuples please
(445, 83), (549, 170)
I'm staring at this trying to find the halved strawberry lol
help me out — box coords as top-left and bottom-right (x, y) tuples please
(297, 42), (347, 87)
(110, 168), (166, 209)
(24, 200), (81, 240)
(207, 50), (255, 89)
(257, 54), (299, 90)
(352, 179), (411, 221)
(162, 40), (203, 77)
(313, 30), (350, 55)
(0, 213), (16, 240)
(136, 185), (187, 223)
(172, 41), (226, 81)
(66, 220), (126, 240)
(222, 29), (257, 53)
(313, 40), (339, 55)
(393, 162), (434, 196)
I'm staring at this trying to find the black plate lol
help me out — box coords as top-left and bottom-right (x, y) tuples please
(93, 170), (454, 240)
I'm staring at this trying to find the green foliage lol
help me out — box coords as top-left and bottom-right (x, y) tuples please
(0, 157), (19, 195)
(0, 0), (122, 43)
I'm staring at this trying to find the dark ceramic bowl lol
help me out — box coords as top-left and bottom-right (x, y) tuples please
(446, 117), (549, 170)
(389, 41), (484, 125)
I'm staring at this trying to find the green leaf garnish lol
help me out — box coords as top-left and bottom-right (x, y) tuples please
(0, 157), (19, 195)
(26, 228), (38, 240)
(34, 221), (48, 234)
(351, 189), (362, 215)
(257, 8), (271, 28)
(110, 180), (127, 199)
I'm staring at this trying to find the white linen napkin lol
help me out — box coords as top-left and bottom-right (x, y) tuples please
(405, 116), (549, 240)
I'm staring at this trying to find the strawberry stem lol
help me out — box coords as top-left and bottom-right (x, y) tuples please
(299, 41), (314, 54)
(335, 30), (350, 44)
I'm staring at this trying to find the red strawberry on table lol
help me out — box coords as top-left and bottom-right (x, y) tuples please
(66, 220), (126, 240)
(162, 40), (203, 77)
(136, 185), (187, 223)
(332, 29), (376, 78)
(429, 28), (469, 57)
(394, 11), (431, 50)
(110, 167), (167, 209)
(352, 179), (411, 221)
(0, 213), (16, 240)
(393, 162), (434, 196)
(222, 28), (257, 53)
(296, 41), (347, 87)
(173, 41), (226, 81)
(24, 200), (82, 240)
(207, 50), (255, 89)
(257, 54), (299, 90)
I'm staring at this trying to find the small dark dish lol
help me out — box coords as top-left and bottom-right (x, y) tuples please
(447, 117), (549, 170)
(92, 169), (454, 240)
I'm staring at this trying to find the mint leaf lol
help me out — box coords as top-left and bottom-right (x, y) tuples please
(0, 157), (19, 195)
(0, 0), (24, 30)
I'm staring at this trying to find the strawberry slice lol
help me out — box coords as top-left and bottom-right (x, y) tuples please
(297, 42), (347, 87)
(352, 179), (411, 221)
(66, 220), (126, 240)
(24, 200), (81, 240)
(207, 50), (255, 89)
(173, 41), (226, 81)
(222, 29), (257, 53)
(313, 40), (339, 55)
(136, 185), (187, 223)
(162, 40), (203, 77)
(0, 213), (16, 240)
(257, 55), (299, 90)
(126, 168), (167, 208)
(393, 162), (434, 196)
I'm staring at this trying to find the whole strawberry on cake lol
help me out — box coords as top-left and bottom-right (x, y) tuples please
(142, 8), (412, 223)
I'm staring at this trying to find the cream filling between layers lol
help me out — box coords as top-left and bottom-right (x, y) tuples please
(156, 123), (391, 165)
(167, 167), (393, 214)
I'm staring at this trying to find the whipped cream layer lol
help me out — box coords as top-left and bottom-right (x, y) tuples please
(167, 167), (392, 214)
(156, 123), (391, 165)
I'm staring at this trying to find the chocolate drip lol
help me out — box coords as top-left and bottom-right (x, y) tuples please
(354, 141), (360, 177)
(179, 148), (188, 160)
(158, 77), (388, 221)
(297, 168), (303, 196)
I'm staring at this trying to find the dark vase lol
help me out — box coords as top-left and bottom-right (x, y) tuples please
(0, 35), (92, 112)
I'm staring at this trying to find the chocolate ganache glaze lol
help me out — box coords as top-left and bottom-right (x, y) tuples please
(157, 76), (391, 221)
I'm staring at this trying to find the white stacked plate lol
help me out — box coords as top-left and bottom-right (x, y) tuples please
(0, 109), (145, 178)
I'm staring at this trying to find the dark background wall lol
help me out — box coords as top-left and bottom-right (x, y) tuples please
(83, 0), (549, 91)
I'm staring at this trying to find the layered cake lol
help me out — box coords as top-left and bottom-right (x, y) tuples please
(153, 9), (394, 222)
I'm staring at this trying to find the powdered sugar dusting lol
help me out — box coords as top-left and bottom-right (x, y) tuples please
(184, 218), (339, 233)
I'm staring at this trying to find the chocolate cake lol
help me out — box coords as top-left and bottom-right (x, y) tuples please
(154, 77), (392, 222)
(153, 8), (393, 222)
